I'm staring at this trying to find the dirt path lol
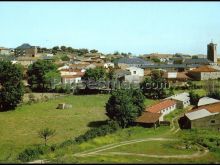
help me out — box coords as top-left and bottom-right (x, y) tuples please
(73, 106), (209, 159)
(73, 137), (209, 159)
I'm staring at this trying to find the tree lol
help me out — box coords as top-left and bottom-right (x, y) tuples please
(106, 89), (145, 128)
(151, 58), (160, 63)
(60, 46), (66, 52)
(27, 60), (60, 92)
(38, 128), (56, 146)
(192, 55), (198, 59)
(82, 67), (107, 81)
(90, 49), (98, 53)
(67, 47), (73, 53)
(140, 70), (167, 99)
(61, 55), (70, 61)
(0, 61), (24, 111)
(78, 48), (89, 56)
(189, 90), (200, 106)
(52, 46), (59, 54)
(44, 71), (61, 89)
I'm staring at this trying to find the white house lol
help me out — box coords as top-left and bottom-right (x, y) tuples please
(58, 65), (70, 71)
(124, 67), (144, 83)
(126, 66), (144, 76)
(146, 99), (177, 121)
(46, 54), (54, 57)
(166, 92), (190, 109)
(61, 75), (82, 84)
(104, 62), (115, 69)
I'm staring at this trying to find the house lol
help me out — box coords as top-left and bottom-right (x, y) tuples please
(115, 57), (154, 69)
(14, 43), (38, 57)
(0, 47), (10, 55)
(61, 75), (82, 84)
(141, 64), (199, 72)
(124, 66), (144, 83)
(59, 68), (85, 76)
(183, 58), (213, 65)
(104, 62), (115, 69)
(69, 64), (90, 70)
(114, 69), (131, 82)
(197, 97), (220, 107)
(126, 66), (144, 76)
(166, 92), (190, 109)
(146, 99), (177, 121)
(162, 72), (190, 83)
(143, 53), (173, 63)
(58, 65), (70, 71)
(135, 112), (162, 128)
(15, 56), (38, 67)
(187, 65), (220, 80)
(179, 102), (220, 131)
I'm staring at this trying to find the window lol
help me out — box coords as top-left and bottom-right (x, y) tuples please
(211, 120), (216, 124)
(133, 71), (136, 74)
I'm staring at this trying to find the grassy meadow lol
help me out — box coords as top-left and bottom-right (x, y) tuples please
(0, 94), (109, 162)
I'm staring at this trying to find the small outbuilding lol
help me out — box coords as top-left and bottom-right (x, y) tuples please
(135, 112), (162, 128)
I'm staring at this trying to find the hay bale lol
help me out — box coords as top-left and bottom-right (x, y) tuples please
(57, 103), (72, 109)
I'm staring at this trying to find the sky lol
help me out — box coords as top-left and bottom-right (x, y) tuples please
(0, 2), (220, 55)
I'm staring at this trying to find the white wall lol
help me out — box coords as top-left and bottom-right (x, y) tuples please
(126, 67), (144, 76)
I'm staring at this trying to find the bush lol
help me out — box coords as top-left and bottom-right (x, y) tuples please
(75, 120), (120, 144)
(59, 139), (76, 148)
(18, 145), (50, 162)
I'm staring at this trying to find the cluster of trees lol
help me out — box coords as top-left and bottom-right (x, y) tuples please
(113, 51), (132, 57)
(0, 61), (24, 111)
(140, 70), (167, 99)
(189, 90), (200, 106)
(38, 45), (100, 56)
(106, 88), (145, 128)
(82, 67), (107, 81)
(27, 60), (61, 92)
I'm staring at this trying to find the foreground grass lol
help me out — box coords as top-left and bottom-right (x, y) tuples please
(43, 126), (220, 164)
(0, 94), (109, 162)
(0, 93), (157, 163)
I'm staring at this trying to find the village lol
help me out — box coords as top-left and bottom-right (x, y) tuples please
(1, 42), (220, 132)
(2, 1), (220, 164)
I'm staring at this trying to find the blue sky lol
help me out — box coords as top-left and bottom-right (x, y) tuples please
(0, 2), (220, 55)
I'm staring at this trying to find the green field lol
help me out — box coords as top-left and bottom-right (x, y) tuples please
(0, 94), (109, 162)
(1, 94), (220, 163)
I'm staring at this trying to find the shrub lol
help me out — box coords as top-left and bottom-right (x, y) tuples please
(18, 145), (50, 162)
(18, 147), (40, 162)
(75, 120), (120, 144)
(59, 139), (76, 148)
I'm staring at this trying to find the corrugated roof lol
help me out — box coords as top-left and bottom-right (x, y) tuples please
(136, 111), (162, 123)
(197, 97), (220, 106)
(146, 99), (177, 113)
(185, 109), (215, 120)
(115, 57), (154, 65)
(183, 58), (212, 65)
(167, 92), (190, 102)
(141, 64), (200, 69)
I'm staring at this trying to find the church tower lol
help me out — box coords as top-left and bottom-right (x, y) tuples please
(207, 41), (217, 63)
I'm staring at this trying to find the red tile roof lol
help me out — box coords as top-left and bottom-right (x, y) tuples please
(189, 102), (220, 113)
(162, 72), (190, 79)
(136, 112), (162, 123)
(146, 99), (177, 113)
(189, 65), (218, 73)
